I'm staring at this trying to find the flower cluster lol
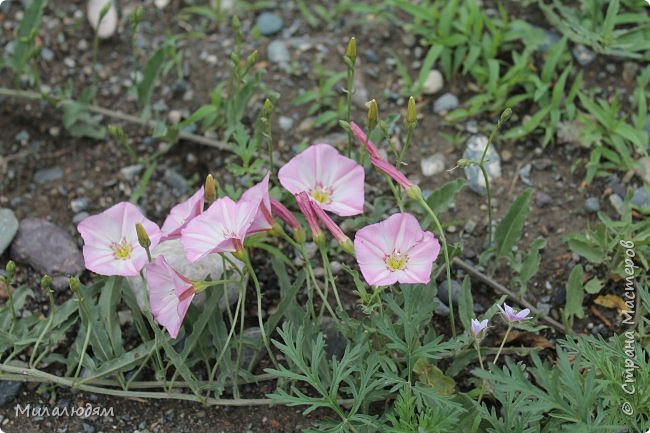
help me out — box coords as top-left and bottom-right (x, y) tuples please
(78, 123), (445, 338)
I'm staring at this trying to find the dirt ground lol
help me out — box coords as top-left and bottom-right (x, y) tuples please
(0, 0), (640, 431)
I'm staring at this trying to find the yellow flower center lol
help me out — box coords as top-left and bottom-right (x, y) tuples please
(111, 239), (133, 260)
(311, 187), (332, 204)
(385, 250), (408, 271)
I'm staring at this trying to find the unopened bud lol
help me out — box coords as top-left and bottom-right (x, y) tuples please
(205, 174), (217, 204)
(367, 99), (378, 132)
(263, 98), (274, 117)
(5, 261), (16, 280)
(344, 37), (357, 67)
(245, 50), (258, 67)
(406, 184), (423, 201)
(107, 124), (127, 145)
(135, 223), (151, 249)
(69, 277), (81, 293)
(232, 16), (241, 34)
(294, 227), (306, 244)
(500, 107), (512, 123)
(457, 158), (473, 168)
(340, 238), (355, 255)
(41, 275), (52, 291)
(132, 5), (144, 23)
(232, 249), (246, 262)
(406, 96), (417, 126)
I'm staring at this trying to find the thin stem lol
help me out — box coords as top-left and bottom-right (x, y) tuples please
(3, 278), (17, 333)
(29, 287), (56, 368)
(345, 69), (355, 157)
(209, 283), (244, 382)
(478, 164), (494, 248)
(475, 342), (486, 403)
(319, 245), (344, 312)
(417, 197), (456, 336)
(243, 254), (280, 370)
(397, 126), (414, 168)
(492, 325), (512, 365)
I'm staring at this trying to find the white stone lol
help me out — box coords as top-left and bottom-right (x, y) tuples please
(421, 153), (446, 176)
(422, 70), (443, 95)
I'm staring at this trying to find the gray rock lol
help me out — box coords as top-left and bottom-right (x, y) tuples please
(0, 208), (19, 255)
(256, 12), (283, 36)
(73, 212), (90, 225)
(278, 116), (294, 131)
(535, 191), (552, 208)
(609, 194), (625, 216)
(164, 169), (188, 194)
(120, 165), (144, 181)
(584, 197), (600, 213)
(422, 70), (443, 95)
(70, 197), (89, 213)
(320, 317), (346, 361)
(267, 40), (290, 64)
(519, 164), (533, 186)
(366, 49), (379, 64)
(433, 93), (459, 113)
(15, 130), (29, 143)
(10, 218), (84, 290)
(41, 47), (54, 62)
(536, 302), (551, 316)
(0, 381), (22, 406)
(82, 422), (96, 433)
(463, 135), (502, 196)
(240, 327), (264, 369)
(572, 44), (596, 66)
(606, 175), (627, 197)
(33, 166), (63, 184)
(437, 280), (462, 306)
(632, 187), (650, 208)
(464, 219), (477, 234)
(420, 153), (445, 176)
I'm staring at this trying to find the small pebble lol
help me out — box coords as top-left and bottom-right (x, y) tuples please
(267, 40), (290, 64)
(422, 70), (443, 95)
(534, 191), (552, 208)
(420, 153), (445, 176)
(572, 44), (597, 66)
(33, 167), (63, 184)
(433, 93), (459, 113)
(256, 12), (283, 36)
(278, 116), (293, 131)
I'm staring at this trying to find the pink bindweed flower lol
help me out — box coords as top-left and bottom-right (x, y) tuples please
(270, 198), (300, 231)
(349, 121), (381, 160)
(160, 186), (205, 241)
(369, 155), (420, 197)
(77, 202), (161, 276)
(354, 213), (440, 286)
(471, 319), (489, 338)
(497, 303), (532, 323)
(145, 255), (195, 339)
(181, 196), (258, 262)
(240, 171), (274, 235)
(278, 143), (364, 216)
(295, 191), (324, 242)
(310, 201), (354, 253)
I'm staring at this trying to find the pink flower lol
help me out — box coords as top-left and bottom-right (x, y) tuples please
(349, 121), (381, 160)
(497, 303), (532, 323)
(278, 143), (365, 216)
(240, 171), (273, 235)
(145, 256), (195, 339)
(160, 186), (205, 241)
(370, 156), (415, 191)
(270, 198), (300, 230)
(295, 191), (323, 242)
(77, 202), (161, 276)
(310, 201), (354, 253)
(471, 319), (489, 338)
(181, 196), (258, 262)
(354, 213), (440, 286)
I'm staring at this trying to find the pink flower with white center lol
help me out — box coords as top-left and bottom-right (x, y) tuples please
(349, 121), (381, 160)
(77, 202), (161, 276)
(278, 143), (365, 216)
(354, 213), (440, 286)
(160, 186), (205, 241)
(471, 319), (489, 338)
(497, 303), (532, 323)
(181, 196), (258, 262)
(240, 171), (273, 235)
(145, 256), (195, 339)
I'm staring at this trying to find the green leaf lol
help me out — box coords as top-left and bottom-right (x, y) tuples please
(425, 179), (467, 215)
(495, 189), (533, 259)
(11, 0), (46, 74)
(565, 265), (585, 321)
(584, 277), (604, 295)
(98, 276), (124, 357)
(137, 47), (165, 112)
(79, 341), (155, 383)
(517, 238), (546, 295)
(458, 276), (473, 332)
(413, 358), (456, 396)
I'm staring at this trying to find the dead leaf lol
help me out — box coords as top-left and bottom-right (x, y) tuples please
(413, 358), (456, 396)
(504, 330), (555, 349)
(594, 294), (631, 315)
(590, 306), (613, 328)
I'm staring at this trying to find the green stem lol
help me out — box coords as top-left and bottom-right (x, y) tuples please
(397, 125), (414, 168)
(475, 342), (486, 403)
(319, 245), (344, 312)
(493, 325), (512, 365)
(29, 286), (56, 368)
(208, 284), (245, 383)
(345, 69), (355, 157)
(4, 279), (17, 334)
(417, 197), (455, 336)
(243, 254), (280, 370)
(478, 164), (494, 248)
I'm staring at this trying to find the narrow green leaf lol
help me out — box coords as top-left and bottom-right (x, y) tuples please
(137, 47), (165, 111)
(565, 265), (585, 321)
(495, 189), (533, 259)
(425, 179), (467, 215)
(458, 275), (473, 332)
